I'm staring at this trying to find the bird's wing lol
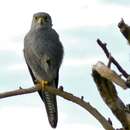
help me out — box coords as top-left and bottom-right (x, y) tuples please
(24, 50), (59, 86)
(24, 53), (36, 84)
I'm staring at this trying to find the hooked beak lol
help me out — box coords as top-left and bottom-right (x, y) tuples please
(37, 17), (45, 25)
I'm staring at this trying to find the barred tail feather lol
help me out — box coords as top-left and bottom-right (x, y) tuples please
(44, 91), (58, 128)
(38, 81), (58, 128)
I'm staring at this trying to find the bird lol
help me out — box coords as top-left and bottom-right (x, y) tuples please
(23, 12), (64, 128)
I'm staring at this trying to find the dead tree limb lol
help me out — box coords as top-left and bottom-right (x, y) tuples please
(0, 86), (39, 99)
(93, 61), (127, 89)
(118, 18), (130, 44)
(97, 39), (129, 79)
(92, 68), (130, 130)
(0, 84), (115, 130)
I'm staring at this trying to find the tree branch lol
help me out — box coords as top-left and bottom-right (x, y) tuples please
(92, 68), (130, 130)
(97, 39), (129, 79)
(0, 86), (39, 99)
(118, 18), (130, 44)
(0, 84), (115, 130)
(44, 86), (115, 130)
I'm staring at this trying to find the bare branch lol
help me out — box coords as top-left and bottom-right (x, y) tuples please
(118, 18), (130, 44)
(108, 118), (113, 126)
(92, 69), (130, 130)
(97, 39), (129, 78)
(0, 86), (39, 99)
(0, 84), (115, 130)
(107, 53), (112, 68)
(43, 85), (115, 130)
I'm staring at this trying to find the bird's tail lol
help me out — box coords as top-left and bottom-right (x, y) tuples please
(38, 82), (58, 128)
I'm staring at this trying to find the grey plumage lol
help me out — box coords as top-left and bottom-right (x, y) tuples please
(24, 12), (64, 128)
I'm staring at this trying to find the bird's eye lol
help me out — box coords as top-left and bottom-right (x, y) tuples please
(44, 16), (48, 21)
(34, 16), (38, 21)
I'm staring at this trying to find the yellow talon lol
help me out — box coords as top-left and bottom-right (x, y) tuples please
(36, 80), (48, 90)
(41, 80), (48, 90)
(41, 80), (48, 86)
(44, 80), (48, 85)
(40, 80), (44, 88)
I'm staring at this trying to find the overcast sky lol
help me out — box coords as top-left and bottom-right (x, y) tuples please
(0, 0), (130, 130)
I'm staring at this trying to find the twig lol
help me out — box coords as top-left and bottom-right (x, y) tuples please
(108, 118), (113, 126)
(107, 53), (112, 68)
(0, 85), (115, 130)
(97, 39), (129, 78)
(0, 86), (39, 99)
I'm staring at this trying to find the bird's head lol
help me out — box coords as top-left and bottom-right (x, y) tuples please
(31, 12), (52, 29)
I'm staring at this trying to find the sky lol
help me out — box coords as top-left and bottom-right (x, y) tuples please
(0, 0), (130, 130)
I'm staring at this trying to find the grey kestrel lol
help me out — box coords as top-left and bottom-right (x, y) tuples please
(24, 12), (64, 128)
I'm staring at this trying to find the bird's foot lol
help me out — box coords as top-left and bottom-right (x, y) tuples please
(41, 80), (48, 88)
(35, 80), (48, 90)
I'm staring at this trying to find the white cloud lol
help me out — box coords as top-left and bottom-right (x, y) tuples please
(6, 56), (105, 72)
(0, 106), (103, 130)
(7, 62), (27, 71)
(53, 3), (130, 29)
(63, 57), (103, 67)
(0, 0), (130, 52)
(75, 5), (130, 28)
